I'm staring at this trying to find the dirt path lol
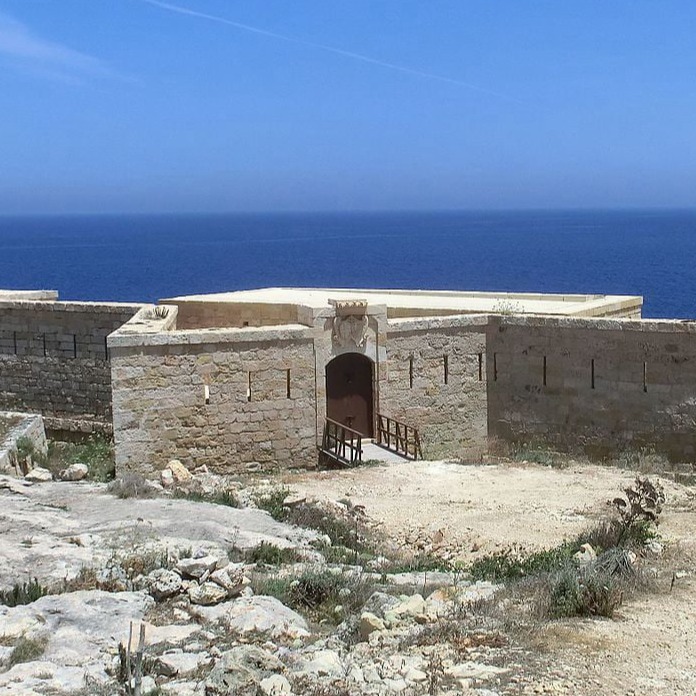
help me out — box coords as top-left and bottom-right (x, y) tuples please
(285, 460), (696, 695)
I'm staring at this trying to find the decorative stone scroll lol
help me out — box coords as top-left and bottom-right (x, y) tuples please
(329, 299), (369, 349)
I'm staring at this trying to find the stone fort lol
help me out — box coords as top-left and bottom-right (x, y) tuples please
(2, 285), (696, 474)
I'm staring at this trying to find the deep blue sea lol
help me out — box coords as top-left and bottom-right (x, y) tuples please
(0, 210), (695, 319)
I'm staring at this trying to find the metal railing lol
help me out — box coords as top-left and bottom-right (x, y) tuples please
(320, 418), (363, 466)
(376, 413), (422, 460)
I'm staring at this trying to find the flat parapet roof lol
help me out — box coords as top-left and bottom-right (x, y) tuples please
(165, 287), (642, 319)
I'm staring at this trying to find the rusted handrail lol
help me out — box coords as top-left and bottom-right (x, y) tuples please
(320, 417), (363, 466)
(376, 413), (422, 460)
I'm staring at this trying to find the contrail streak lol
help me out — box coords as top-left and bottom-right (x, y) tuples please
(139, 0), (519, 103)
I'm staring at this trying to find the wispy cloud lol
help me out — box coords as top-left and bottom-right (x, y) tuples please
(0, 12), (113, 83)
(140, 0), (520, 103)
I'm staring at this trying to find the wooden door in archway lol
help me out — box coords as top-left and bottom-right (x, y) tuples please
(326, 353), (374, 437)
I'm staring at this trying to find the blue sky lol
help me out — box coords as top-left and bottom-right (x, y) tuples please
(0, 0), (695, 213)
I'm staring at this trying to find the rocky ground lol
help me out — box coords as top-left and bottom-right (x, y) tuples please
(0, 457), (694, 695)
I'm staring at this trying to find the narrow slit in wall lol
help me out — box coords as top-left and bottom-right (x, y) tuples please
(42, 333), (47, 357)
(72, 334), (77, 359)
(493, 353), (498, 381)
(443, 355), (449, 385)
(478, 352), (483, 382)
(543, 355), (547, 387)
(643, 362), (648, 393)
(286, 369), (291, 399)
(247, 372), (252, 402)
(591, 359), (595, 389)
(409, 356), (414, 389)
(13, 331), (17, 355)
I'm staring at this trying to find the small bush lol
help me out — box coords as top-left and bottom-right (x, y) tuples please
(253, 487), (290, 521)
(469, 542), (577, 582)
(0, 579), (48, 607)
(611, 477), (665, 542)
(173, 489), (240, 507)
(8, 636), (48, 667)
(108, 473), (156, 499)
(246, 542), (299, 566)
(47, 435), (115, 481)
(541, 556), (626, 620)
(288, 502), (370, 554)
(253, 567), (376, 624)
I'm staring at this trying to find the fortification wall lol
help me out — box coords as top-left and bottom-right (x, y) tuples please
(384, 316), (488, 459)
(0, 299), (141, 433)
(110, 323), (317, 476)
(487, 315), (696, 461)
(166, 300), (301, 329)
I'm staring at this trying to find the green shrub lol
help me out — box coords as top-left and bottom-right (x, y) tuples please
(252, 567), (375, 624)
(469, 542), (577, 582)
(246, 542), (299, 566)
(548, 564), (623, 619)
(0, 579), (48, 607)
(173, 489), (240, 507)
(288, 502), (369, 554)
(253, 487), (290, 521)
(47, 435), (115, 481)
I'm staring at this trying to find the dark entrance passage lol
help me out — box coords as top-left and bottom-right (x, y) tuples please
(326, 353), (374, 437)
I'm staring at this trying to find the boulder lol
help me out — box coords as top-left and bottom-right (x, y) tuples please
(195, 595), (309, 639)
(260, 674), (292, 695)
(188, 581), (228, 606)
(573, 543), (597, 566)
(299, 649), (343, 677)
(147, 568), (183, 601)
(206, 645), (283, 696)
(160, 468), (174, 489)
(25, 467), (53, 483)
(154, 649), (211, 678)
(167, 459), (192, 484)
(209, 564), (249, 597)
(177, 555), (219, 579)
(359, 612), (385, 641)
(59, 463), (89, 481)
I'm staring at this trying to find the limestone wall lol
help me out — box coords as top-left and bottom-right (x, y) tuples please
(487, 315), (696, 461)
(383, 316), (488, 459)
(110, 324), (317, 476)
(166, 300), (302, 329)
(0, 300), (142, 433)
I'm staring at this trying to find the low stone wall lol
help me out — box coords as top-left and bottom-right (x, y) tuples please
(0, 411), (47, 475)
(384, 316), (488, 459)
(487, 315), (696, 461)
(0, 298), (142, 433)
(110, 316), (317, 476)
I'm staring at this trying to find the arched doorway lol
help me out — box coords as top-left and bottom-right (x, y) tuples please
(326, 353), (374, 437)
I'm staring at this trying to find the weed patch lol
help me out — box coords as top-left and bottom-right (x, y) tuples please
(0, 579), (48, 607)
(7, 636), (48, 667)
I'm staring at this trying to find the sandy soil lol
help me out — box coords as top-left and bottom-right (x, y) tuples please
(285, 460), (696, 695)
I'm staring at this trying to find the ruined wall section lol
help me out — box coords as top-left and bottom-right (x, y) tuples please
(110, 325), (317, 476)
(0, 300), (142, 433)
(383, 316), (488, 459)
(487, 315), (696, 461)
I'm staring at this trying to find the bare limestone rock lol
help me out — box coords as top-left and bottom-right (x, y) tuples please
(206, 645), (284, 696)
(177, 555), (219, 579)
(359, 612), (385, 641)
(188, 581), (228, 606)
(167, 459), (192, 484)
(59, 463), (89, 481)
(260, 673), (293, 695)
(25, 467), (53, 483)
(147, 568), (183, 601)
(209, 563), (249, 597)
(154, 649), (212, 678)
(194, 595), (309, 639)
